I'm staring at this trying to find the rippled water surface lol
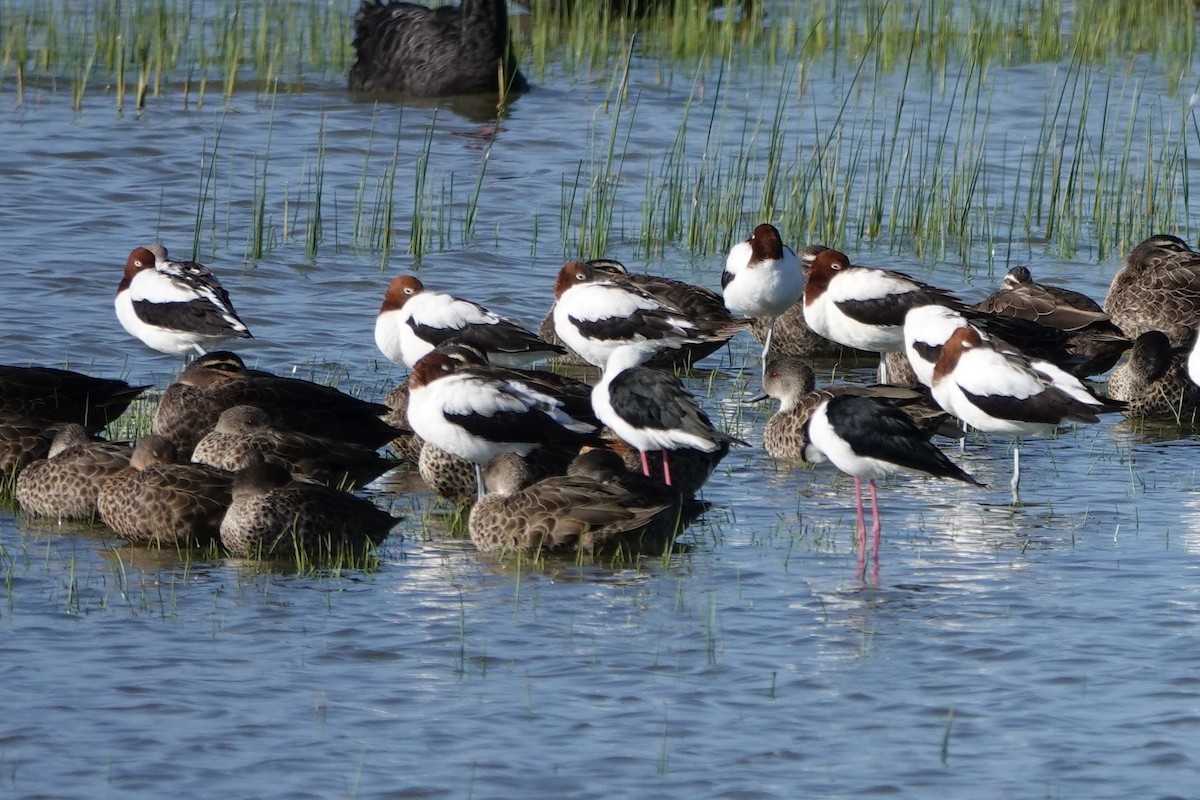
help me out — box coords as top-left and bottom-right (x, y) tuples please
(3, 2), (1200, 798)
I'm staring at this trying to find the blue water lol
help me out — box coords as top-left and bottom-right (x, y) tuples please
(2, 2), (1200, 797)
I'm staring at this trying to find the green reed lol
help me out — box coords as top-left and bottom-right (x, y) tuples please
(191, 114), (225, 259)
(248, 103), (276, 260)
(304, 115), (327, 259)
(89, 0), (1199, 270)
(2, 0), (1193, 105)
(409, 114), (438, 260)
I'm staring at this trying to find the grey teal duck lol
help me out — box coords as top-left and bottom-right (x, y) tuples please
(16, 425), (132, 521)
(975, 265), (1130, 376)
(1107, 331), (1200, 421)
(1104, 234), (1200, 346)
(97, 435), (232, 547)
(219, 461), (397, 559)
(153, 351), (403, 459)
(191, 405), (399, 489)
(467, 453), (674, 556)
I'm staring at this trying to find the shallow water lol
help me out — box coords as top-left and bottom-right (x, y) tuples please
(3, 3), (1200, 798)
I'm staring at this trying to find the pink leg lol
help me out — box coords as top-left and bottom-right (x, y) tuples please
(661, 451), (673, 487)
(854, 477), (866, 564)
(639, 449), (651, 477)
(869, 479), (882, 563)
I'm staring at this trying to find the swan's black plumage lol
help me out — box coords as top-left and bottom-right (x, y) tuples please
(349, 0), (529, 97)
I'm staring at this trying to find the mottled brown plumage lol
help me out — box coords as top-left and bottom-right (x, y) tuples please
(153, 351), (402, 459)
(467, 454), (672, 556)
(976, 265), (1130, 376)
(191, 405), (399, 489)
(417, 437), (580, 506)
(383, 379), (423, 465)
(566, 448), (709, 540)
(219, 461), (397, 559)
(1106, 331), (1200, 421)
(0, 412), (57, 478)
(978, 266), (1107, 326)
(97, 435), (232, 547)
(1105, 234), (1200, 346)
(417, 440), (477, 505)
(16, 425), (132, 521)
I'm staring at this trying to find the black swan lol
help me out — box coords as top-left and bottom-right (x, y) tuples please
(349, 0), (529, 97)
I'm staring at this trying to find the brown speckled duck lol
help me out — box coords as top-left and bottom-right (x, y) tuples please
(418, 436), (582, 507)
(566, 448), (709, 534)
(1106, 331), (1200, 421)
(97, 435), (232, 547)
(16, 425), (132, 521)
(417, 440), (477, 505)
(191, 405), (399, 490)
(467, 454), (673, 556)
(975, 265), (1130, 377)
(0, 412), (58, 479)
(219, 461), (397, 559)
(153, 351), (403, 459)
(1105, 234), (1200, 346)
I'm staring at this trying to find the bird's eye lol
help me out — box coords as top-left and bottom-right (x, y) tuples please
(404, 287), (414, 295)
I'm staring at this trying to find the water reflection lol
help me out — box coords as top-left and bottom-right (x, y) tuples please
(4, 11), (1200, 798)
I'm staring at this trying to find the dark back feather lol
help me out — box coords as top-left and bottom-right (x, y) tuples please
(349, 0), (528, 96)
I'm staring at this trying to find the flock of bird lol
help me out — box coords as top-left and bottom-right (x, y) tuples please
(5, 226), (1200, 567)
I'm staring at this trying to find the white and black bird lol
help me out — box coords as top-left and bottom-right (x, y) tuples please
(375, 275), (562, 368)
(805, 393), (983, 567)
(803, 248), (961, 382)
(115, 244), (251, 357)
(903, 305), (979, 388)
(722, 223), (803, 377)
(904, 304), (1080, 390)
(406, 351), (599, 499)
(929, 325), (1118, 502)
(592, 343), (746, 486)
(553, 260), (742, 369)
(750, 355), (953, 463)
